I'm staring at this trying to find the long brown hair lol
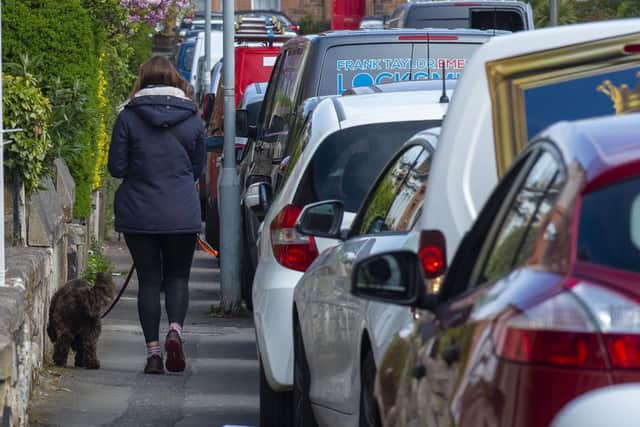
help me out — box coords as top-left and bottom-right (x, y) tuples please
(129, 56), (194, 101)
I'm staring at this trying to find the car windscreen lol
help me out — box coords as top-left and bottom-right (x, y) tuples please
(578, 176), (640, 274)
(295, 120), (440, 212)
(406, 5), (525, 32)
(318, 42), (481, 95)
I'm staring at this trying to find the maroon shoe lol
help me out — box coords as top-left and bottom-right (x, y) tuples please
(165, 330), (186, 372)
(144, 354), (164, 374)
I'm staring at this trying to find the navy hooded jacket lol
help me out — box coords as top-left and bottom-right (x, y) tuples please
(108, 89), (206, 234)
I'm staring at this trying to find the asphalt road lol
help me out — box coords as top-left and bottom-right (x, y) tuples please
(30, 239), (259, 427)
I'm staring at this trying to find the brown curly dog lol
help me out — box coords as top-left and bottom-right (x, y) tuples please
(47, 272), (115, 369)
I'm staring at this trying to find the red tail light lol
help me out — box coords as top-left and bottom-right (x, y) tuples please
(418, 230), (447, 278)
(493, 283), (640, 369)
(270, 205), (319, 272)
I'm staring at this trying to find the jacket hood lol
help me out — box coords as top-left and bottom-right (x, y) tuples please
(125, 86), (196, 128)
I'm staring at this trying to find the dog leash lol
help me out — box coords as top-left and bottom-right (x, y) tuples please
(101, 265), (136, 319)
(101, 235), (218, 319)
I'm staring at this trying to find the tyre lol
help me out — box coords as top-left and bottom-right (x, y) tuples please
(293, 314), (317, 427)
(359, 348), (382, 427)
(260, 359), (294, 427)
(204, 198), (220, 251)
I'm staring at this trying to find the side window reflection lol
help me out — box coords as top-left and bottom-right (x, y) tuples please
(359, 146), (424, 235)
(482, 152), (564, 282)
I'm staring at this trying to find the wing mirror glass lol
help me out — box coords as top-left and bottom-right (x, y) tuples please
(295, 200), (344, 239)
(245, 182), (272, 216)
(206, 135), (224, 153)
(351, 251), (423, 306)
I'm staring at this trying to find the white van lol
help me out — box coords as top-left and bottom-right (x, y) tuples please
(421, 18), (640, 259)
(189, 30), (224, 94)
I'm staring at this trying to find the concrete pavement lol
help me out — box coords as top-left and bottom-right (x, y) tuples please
(29, 239), (259, 427)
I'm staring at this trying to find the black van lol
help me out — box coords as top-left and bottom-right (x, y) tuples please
(237, 28), (500, 309)
(386, 1), (534, 32)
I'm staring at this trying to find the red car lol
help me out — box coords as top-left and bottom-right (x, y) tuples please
(352, 112), (640, 427)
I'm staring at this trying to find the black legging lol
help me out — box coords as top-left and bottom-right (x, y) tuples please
(124, 233), (197, 343)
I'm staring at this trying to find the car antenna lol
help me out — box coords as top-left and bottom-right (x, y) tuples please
(439, 60), (449, 104)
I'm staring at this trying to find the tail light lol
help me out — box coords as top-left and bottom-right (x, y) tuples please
(270, 204), (318, 272)
(419, 230), (447, 279)
(492, 282), (640, 369)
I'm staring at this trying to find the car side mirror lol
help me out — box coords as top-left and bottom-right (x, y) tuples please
(295, 200), (344, 239)
(206, 135), (224, 153)
(351, 250), (439, 310)
(236, 109), (249, 137)
(245, 182), (272, 216)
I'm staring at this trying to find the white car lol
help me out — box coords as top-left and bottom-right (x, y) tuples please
(419, 18), (640, 261)
(250, 89), (450, 426)
(292, 128), (440, 427)
(551, 385), (640, 427)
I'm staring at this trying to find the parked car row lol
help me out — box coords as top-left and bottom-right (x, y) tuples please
(275, 18), (640, 427)
(199, 12), (640, 427)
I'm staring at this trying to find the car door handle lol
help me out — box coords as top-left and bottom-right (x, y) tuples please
(441, 343), (460, 366)
(411, 363), (427, 379)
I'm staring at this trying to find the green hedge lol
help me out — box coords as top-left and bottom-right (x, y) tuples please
(3, 0), (100, 217)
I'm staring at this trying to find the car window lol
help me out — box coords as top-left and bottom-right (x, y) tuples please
(294, 120), (437, 212)
(405, 5), (526, 31)
(279, 117), (312, 191)
(482, 151), (564, 283)
(578, 176), (640, 274)
(357, 145), (424, 235)
(261, 46), (306, 145)
(385, 148), (432, 232)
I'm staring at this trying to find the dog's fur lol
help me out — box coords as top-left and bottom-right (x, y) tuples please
(47, 272), (115, 369)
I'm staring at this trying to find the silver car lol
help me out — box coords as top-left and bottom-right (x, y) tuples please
(292, 128), (440, 427)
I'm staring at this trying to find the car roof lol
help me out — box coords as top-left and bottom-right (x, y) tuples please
(327, 90), (450, 129)
(539, 113), (640, 186)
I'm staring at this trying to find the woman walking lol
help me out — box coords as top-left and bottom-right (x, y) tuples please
(108, 56), (205, 374)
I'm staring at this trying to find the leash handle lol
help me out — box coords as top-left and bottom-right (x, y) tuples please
(101, 265), (136, 319)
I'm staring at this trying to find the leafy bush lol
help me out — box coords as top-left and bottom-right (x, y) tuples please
(83, 239), (114, 284)
(2, 74), (53, 194)
(3, 0), (100, 216)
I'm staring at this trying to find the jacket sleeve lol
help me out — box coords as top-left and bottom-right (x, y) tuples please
(191, 123), (206, 181)
(108, 113), (129, 178)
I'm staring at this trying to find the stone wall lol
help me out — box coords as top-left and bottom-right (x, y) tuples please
(0, 158), (80, 427)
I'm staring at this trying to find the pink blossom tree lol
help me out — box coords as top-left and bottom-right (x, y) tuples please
(120, 0), (194, 27)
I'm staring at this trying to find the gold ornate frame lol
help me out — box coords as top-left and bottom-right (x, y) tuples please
(486, 32), (640, 176)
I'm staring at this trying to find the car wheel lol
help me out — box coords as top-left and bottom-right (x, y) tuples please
(359, 348), (381, 427)
(204, 198), (220, 251)
(240, 228), (255, 310)
(260, 359), (293, 427)
(293, 314), (317, 427)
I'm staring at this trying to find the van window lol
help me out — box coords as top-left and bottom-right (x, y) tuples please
(261, 46), (306, 144)
(294, 120), (438, 212)
(319, 42), (480, 95)
(405, 5), (526, 31)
